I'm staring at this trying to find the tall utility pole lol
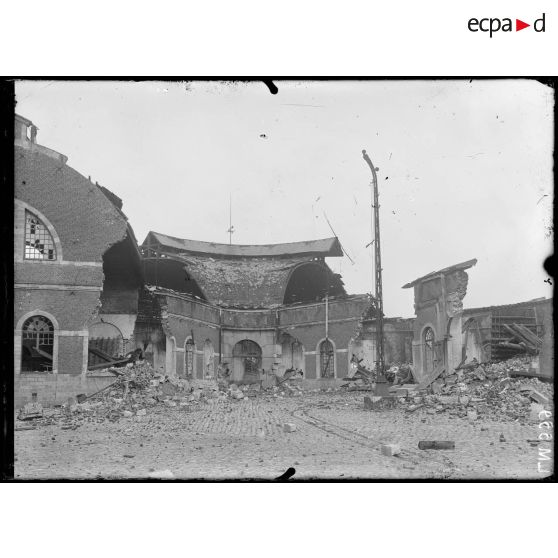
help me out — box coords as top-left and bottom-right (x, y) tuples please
(362, 150), (387, 386)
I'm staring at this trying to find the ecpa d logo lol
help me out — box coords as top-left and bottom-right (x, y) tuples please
(468, 13), (545, 37)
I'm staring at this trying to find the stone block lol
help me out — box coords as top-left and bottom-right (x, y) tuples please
(431, 381), (443, 394)
(528, 390), (549, 406)
(529, 403), (545, 422)
(283, 423), (297, 433)
(136, 409), (146, 416)
(160, 382), (177, 396)
(122, 410), (133, 418)
(380, 444), (401, 457)
(364, 396), (382, 410)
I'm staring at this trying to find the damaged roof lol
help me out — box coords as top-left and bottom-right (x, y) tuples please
(142, 232), (347, 308)
(402, 258), (478, 289)
(176, 253), (343, 308)
(145, 231), (344, 258)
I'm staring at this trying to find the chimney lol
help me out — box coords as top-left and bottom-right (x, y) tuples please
(14, 113), (68, 164)
(14, 114), (34, 142)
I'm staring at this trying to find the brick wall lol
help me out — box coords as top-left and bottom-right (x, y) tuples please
(15, 373), (117, 408)
(14, 140), (135, 390)
(15, 289), (100, 330)
(167, 315), (221, 379)
(15, 146), (128, 262)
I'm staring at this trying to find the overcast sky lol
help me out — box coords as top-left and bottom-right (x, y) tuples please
(15, 80), (553, 317)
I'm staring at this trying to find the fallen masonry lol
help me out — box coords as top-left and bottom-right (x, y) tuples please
(14, 356), (553, 437)
(14, 359), (311, 429)
(384, 356), (553, 424)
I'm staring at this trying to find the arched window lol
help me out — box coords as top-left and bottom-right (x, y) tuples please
(21, 315), (54, 372)
(24, 210), (56, 260)
(185, 339), (195, 378)
(319, 339), (335, 378)
(423, 326), (435, 374)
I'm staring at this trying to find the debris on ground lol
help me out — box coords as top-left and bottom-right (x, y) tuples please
(418, 441), (455, 450)
(395, 356), (552, 423)
(18, 402), (44, 421)
(364, 395), (382, 410)
(15, 355), (552, 432)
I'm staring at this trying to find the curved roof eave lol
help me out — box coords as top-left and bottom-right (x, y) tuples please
(143, 231), (344, 258)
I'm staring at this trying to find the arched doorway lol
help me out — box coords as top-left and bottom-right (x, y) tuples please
(203, 339), (215, 378)
(232, 340), (262, 382)
(21, 315), (54, 372)
(423, 326), (435, 374)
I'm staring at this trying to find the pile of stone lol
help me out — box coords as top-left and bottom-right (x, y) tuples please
(396, 356), (553, 422)
(16, 361), (226, 429)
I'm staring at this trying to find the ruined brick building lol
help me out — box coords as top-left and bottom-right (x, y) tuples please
(13, 115), (552, 406)
(14, 115), (142, 406)
(13, 114), (413, 405)
(134, 233), (414, 387)
(403, 260), (553, 383)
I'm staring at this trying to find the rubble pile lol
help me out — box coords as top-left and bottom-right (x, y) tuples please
(16, 361), (224, 429)
(16, 361), (312, 430)
(397, 356), (553, 422)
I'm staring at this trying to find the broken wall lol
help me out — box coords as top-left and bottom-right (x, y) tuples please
(278, 297), (371, 384)
(353, 318), (414, 368)
(409, 268), (472, 383)
(14, 142), (132, 406)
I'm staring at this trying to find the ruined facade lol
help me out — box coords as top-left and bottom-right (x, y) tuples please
(14, 115), (142, 406)
(15, 115), (550, 406)
(461, 298), (553, 378)
(136, 233), (374, 386)
(403, 259), (553, 382)
(402, 259), (477, 383)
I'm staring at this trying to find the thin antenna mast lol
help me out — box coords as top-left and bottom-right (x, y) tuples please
(227, 193), (235, 244)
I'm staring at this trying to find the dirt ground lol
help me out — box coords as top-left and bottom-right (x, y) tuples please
(14, 391), (553, 479)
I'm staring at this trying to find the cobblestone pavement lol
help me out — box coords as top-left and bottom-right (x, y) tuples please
(14, 392), (552, 479)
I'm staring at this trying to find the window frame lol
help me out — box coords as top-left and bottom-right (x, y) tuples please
(23, 209), (57, 261)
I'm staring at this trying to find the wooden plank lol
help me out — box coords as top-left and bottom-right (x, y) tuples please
(87, 359), (129, 371)
(88, 346), (118, 362)
(503, 324), (536, 349)
(513, 324), (542, 347)
(34, 347), (53, 361)
(417, 364), (445, 390)
(499, 342), (525, 351)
